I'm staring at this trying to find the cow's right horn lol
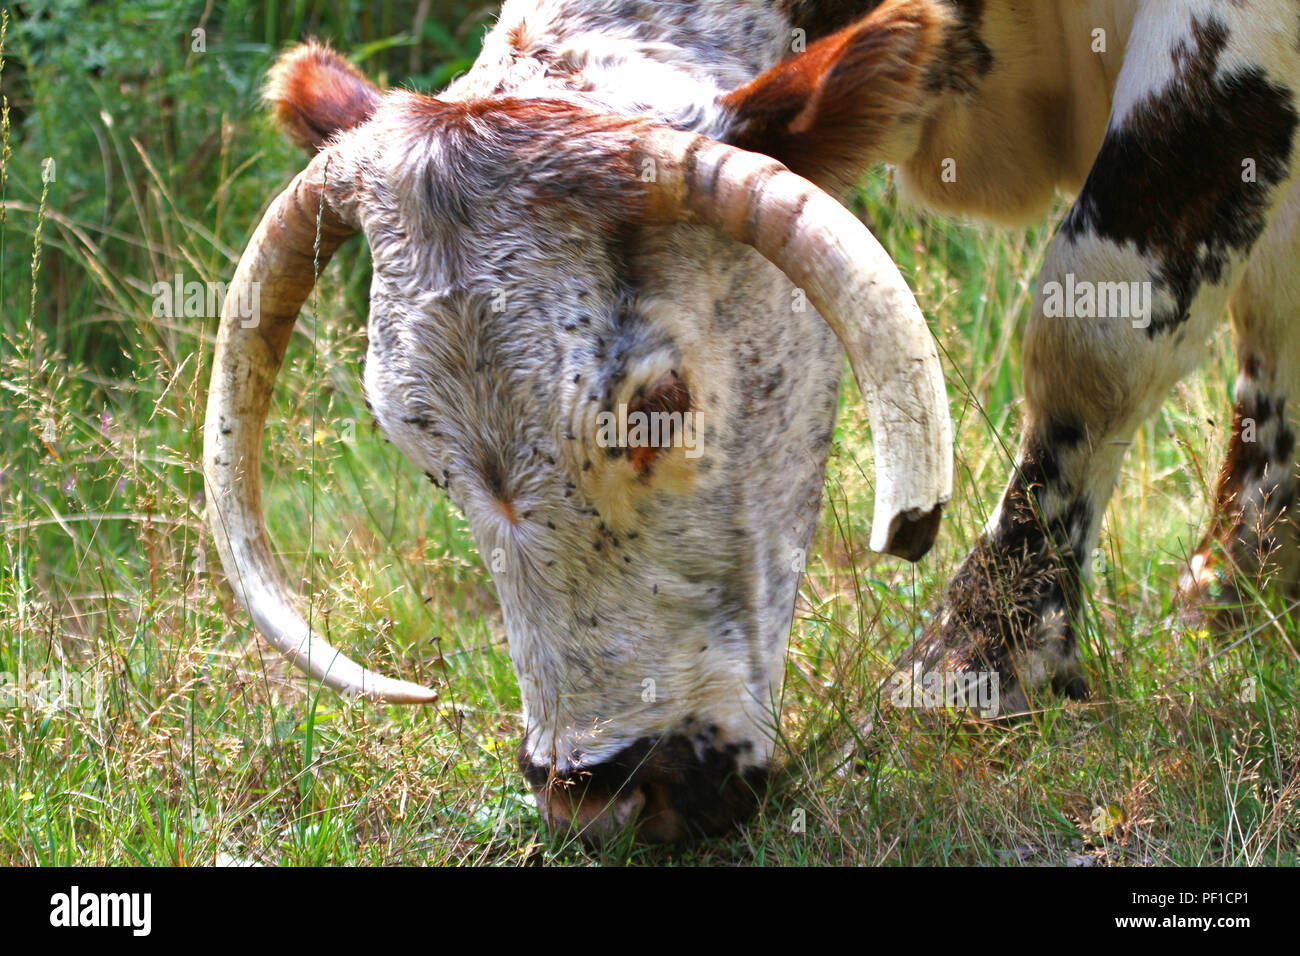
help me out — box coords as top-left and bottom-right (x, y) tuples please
(204, 145), (437, 704)
(632, 128), (953, 561)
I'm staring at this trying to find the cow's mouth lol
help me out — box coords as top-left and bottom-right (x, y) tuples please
(520, 734), (768, 843)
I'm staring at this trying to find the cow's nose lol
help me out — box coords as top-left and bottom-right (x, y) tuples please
(522, 736), (768, 843)
(535, 781), (649, 842)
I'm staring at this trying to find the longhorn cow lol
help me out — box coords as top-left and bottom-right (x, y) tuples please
(205, 0), (1300, 840)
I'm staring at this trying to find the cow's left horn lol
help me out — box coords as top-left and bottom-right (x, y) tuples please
(633, 128), (953, 560)
(203, 146), (436, 704)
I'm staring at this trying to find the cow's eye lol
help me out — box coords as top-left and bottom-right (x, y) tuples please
(626, 370), (692, 474)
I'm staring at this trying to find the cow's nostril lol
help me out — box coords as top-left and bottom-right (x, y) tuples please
(523, 736), (768, 843)
(610, 785), (646, 828)
(536, 781), (647, 841)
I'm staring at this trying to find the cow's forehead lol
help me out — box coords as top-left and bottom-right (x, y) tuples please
(347, 97), (652, 254)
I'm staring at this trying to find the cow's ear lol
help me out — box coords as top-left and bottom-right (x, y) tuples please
(721, 0), (945, 191)
(266, 41), (382, 153)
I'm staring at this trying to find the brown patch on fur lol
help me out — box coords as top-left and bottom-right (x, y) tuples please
(627, 372), (692, 475)
(398, 95), (656, 219)
(404, 95), (650, 140)
(495, 499), (521, 525)
(723, 0), (946, 191)
(1181, 384), (1298, 630)
(1214, 396), (1281, 528)
(266, 41), (382, 152)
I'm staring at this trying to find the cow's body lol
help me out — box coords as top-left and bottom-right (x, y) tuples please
(212, 0), (1300, 840)
(857, 0), (1300, 703)
(449, 0), (1134, 217)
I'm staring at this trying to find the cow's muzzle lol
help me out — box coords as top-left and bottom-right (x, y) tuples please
(521, 736), (768, 843)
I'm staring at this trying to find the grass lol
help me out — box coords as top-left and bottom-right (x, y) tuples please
(1, 2), (1298, 866)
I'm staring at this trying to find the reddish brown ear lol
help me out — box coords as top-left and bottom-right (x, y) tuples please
(721, 0), (945, 191)
(265, 41), (382, 153)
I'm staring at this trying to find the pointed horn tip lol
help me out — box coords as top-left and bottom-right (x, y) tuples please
(327, 672), (438, 706)
(872, 501), (946, 562)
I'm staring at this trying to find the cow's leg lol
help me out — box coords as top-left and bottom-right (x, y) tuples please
(1179, 182), (1300, 626)
(895, 1), (1300, 712)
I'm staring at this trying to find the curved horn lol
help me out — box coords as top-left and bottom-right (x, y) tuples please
(632, 128), (952, 560)
(204, 147), (436, 704)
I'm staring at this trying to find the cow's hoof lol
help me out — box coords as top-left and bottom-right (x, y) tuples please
(1174, 548), (1253, 637)
(890, 602), (1090, 719)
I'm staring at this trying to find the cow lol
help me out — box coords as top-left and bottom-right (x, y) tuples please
(204, 0), (1300, 841)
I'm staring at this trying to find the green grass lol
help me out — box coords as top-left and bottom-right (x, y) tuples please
(1, 2), (1297, 866)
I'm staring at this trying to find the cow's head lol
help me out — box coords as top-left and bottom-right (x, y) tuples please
(205, 5), (952, 842)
